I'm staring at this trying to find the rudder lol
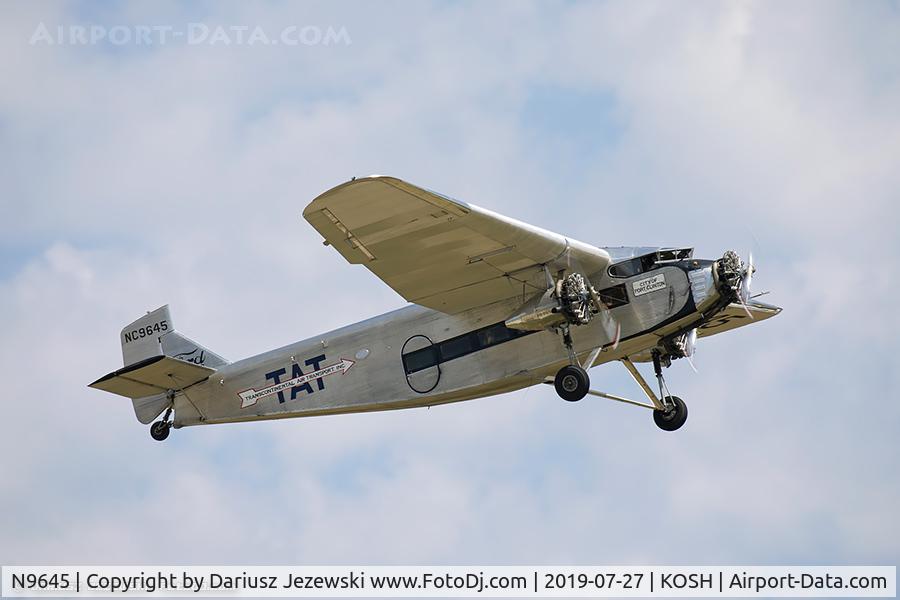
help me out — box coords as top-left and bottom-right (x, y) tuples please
(120, 305), (228, 368)
(103, 305), (229, 424)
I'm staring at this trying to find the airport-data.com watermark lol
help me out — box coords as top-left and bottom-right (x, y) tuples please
(29, 22), (352, 47)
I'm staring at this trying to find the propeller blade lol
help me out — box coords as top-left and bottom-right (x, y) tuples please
(563, 245), (622, 350)
(685, 354), (698, 373)
(740, 252), (754, 303)
(610, 320), (621, 351)
(684, 328), (698, 372)
(738, 251), (755, 320)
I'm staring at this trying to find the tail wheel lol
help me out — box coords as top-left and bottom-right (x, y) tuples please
(554, 365), (590, 402)
(653, 396), (688, 431)
(150, 421), (171, 442)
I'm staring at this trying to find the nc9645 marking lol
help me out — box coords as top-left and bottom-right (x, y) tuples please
(122, 319), (168, 343)
(239, 357), (355, 408)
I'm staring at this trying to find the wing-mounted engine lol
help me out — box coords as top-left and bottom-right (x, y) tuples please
(505, 271), (606, 332)
(668, 328), (698, 360)
(503, 288), (564, 331)
(504, 266), (622, 404)
(504, 268), (621, 358)
(556, 272), (599, 326)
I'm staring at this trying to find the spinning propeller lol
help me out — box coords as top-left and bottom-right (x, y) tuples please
(682, 327), (698, 373)
(738, 251), (756, 319)
(684, 248), (761, 371)
(560, 244), (621, 350)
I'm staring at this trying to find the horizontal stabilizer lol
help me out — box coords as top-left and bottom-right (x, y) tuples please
(89, 355), (216, 399)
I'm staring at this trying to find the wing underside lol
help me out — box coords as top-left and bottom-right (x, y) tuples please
(303, 176), (610, 314)
(698, 301), (782, 338)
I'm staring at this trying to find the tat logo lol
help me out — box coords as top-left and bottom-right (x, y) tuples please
(238, 354), (355, 409)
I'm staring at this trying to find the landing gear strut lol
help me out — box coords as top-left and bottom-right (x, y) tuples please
(553, 324), (590, 402)
(648, 351), (688, 431)
(544, 350), (690, 431)
(150, 407), (173, 442)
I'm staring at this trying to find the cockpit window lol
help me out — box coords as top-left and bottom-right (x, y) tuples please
(607, 247), (693, 278)
(608, 255), (654, 278)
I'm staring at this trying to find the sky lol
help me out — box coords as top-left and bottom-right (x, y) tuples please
(1, 0), (898, 568)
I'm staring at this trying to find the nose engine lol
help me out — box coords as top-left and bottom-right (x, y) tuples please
(662, 250), (756, 363)
(714, 249), (755, 306)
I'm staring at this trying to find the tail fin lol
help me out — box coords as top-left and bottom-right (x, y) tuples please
(120, 305), (228, 368)
(91, 305), (229, 424)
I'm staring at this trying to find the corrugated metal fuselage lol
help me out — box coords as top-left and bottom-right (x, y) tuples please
(173, 261), (713, 428)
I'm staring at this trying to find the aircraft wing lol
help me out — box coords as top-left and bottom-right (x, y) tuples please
(698, 301), (782, 338)
(303, 176), (611, 314)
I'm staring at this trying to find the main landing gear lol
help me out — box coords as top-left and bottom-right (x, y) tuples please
(653, 395), (688, 432)
(553, 325), (593, 402)
(548, 345), (689, 432)
(150, 407), (173, 442)
(554, 364), (590, 402)
(646, 351), (688, 432)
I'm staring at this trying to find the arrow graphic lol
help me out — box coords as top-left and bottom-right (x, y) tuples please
(239, 358), (355, 408)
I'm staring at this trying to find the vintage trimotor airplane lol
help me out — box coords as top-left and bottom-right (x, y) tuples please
(89, 176), (781, 441)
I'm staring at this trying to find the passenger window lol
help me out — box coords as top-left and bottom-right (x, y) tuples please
(439, 334), (476, 361)
(598, 284), (629, 308)
(402, 322), (533, 373)
(403, 346), (438, 374)
(477, 324), (513, 347)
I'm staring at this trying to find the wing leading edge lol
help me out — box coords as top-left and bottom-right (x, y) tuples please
(303, 176), (610, 314)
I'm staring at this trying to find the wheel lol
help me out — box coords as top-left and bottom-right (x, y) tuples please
(150, 421), (170, 441)
(554, 364), (590, 402)
(653, 396), (688, 431)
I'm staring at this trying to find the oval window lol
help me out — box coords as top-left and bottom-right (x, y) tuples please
(401, 335), (440, 394)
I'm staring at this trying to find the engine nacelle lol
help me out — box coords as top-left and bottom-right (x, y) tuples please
(504, 290), (567, 331)
(505, 272), (603, 332)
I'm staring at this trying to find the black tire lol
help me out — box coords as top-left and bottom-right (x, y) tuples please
(653, 396), (688, 431)
(554, 365), (590, 402)
(150, 421), (170, 441)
